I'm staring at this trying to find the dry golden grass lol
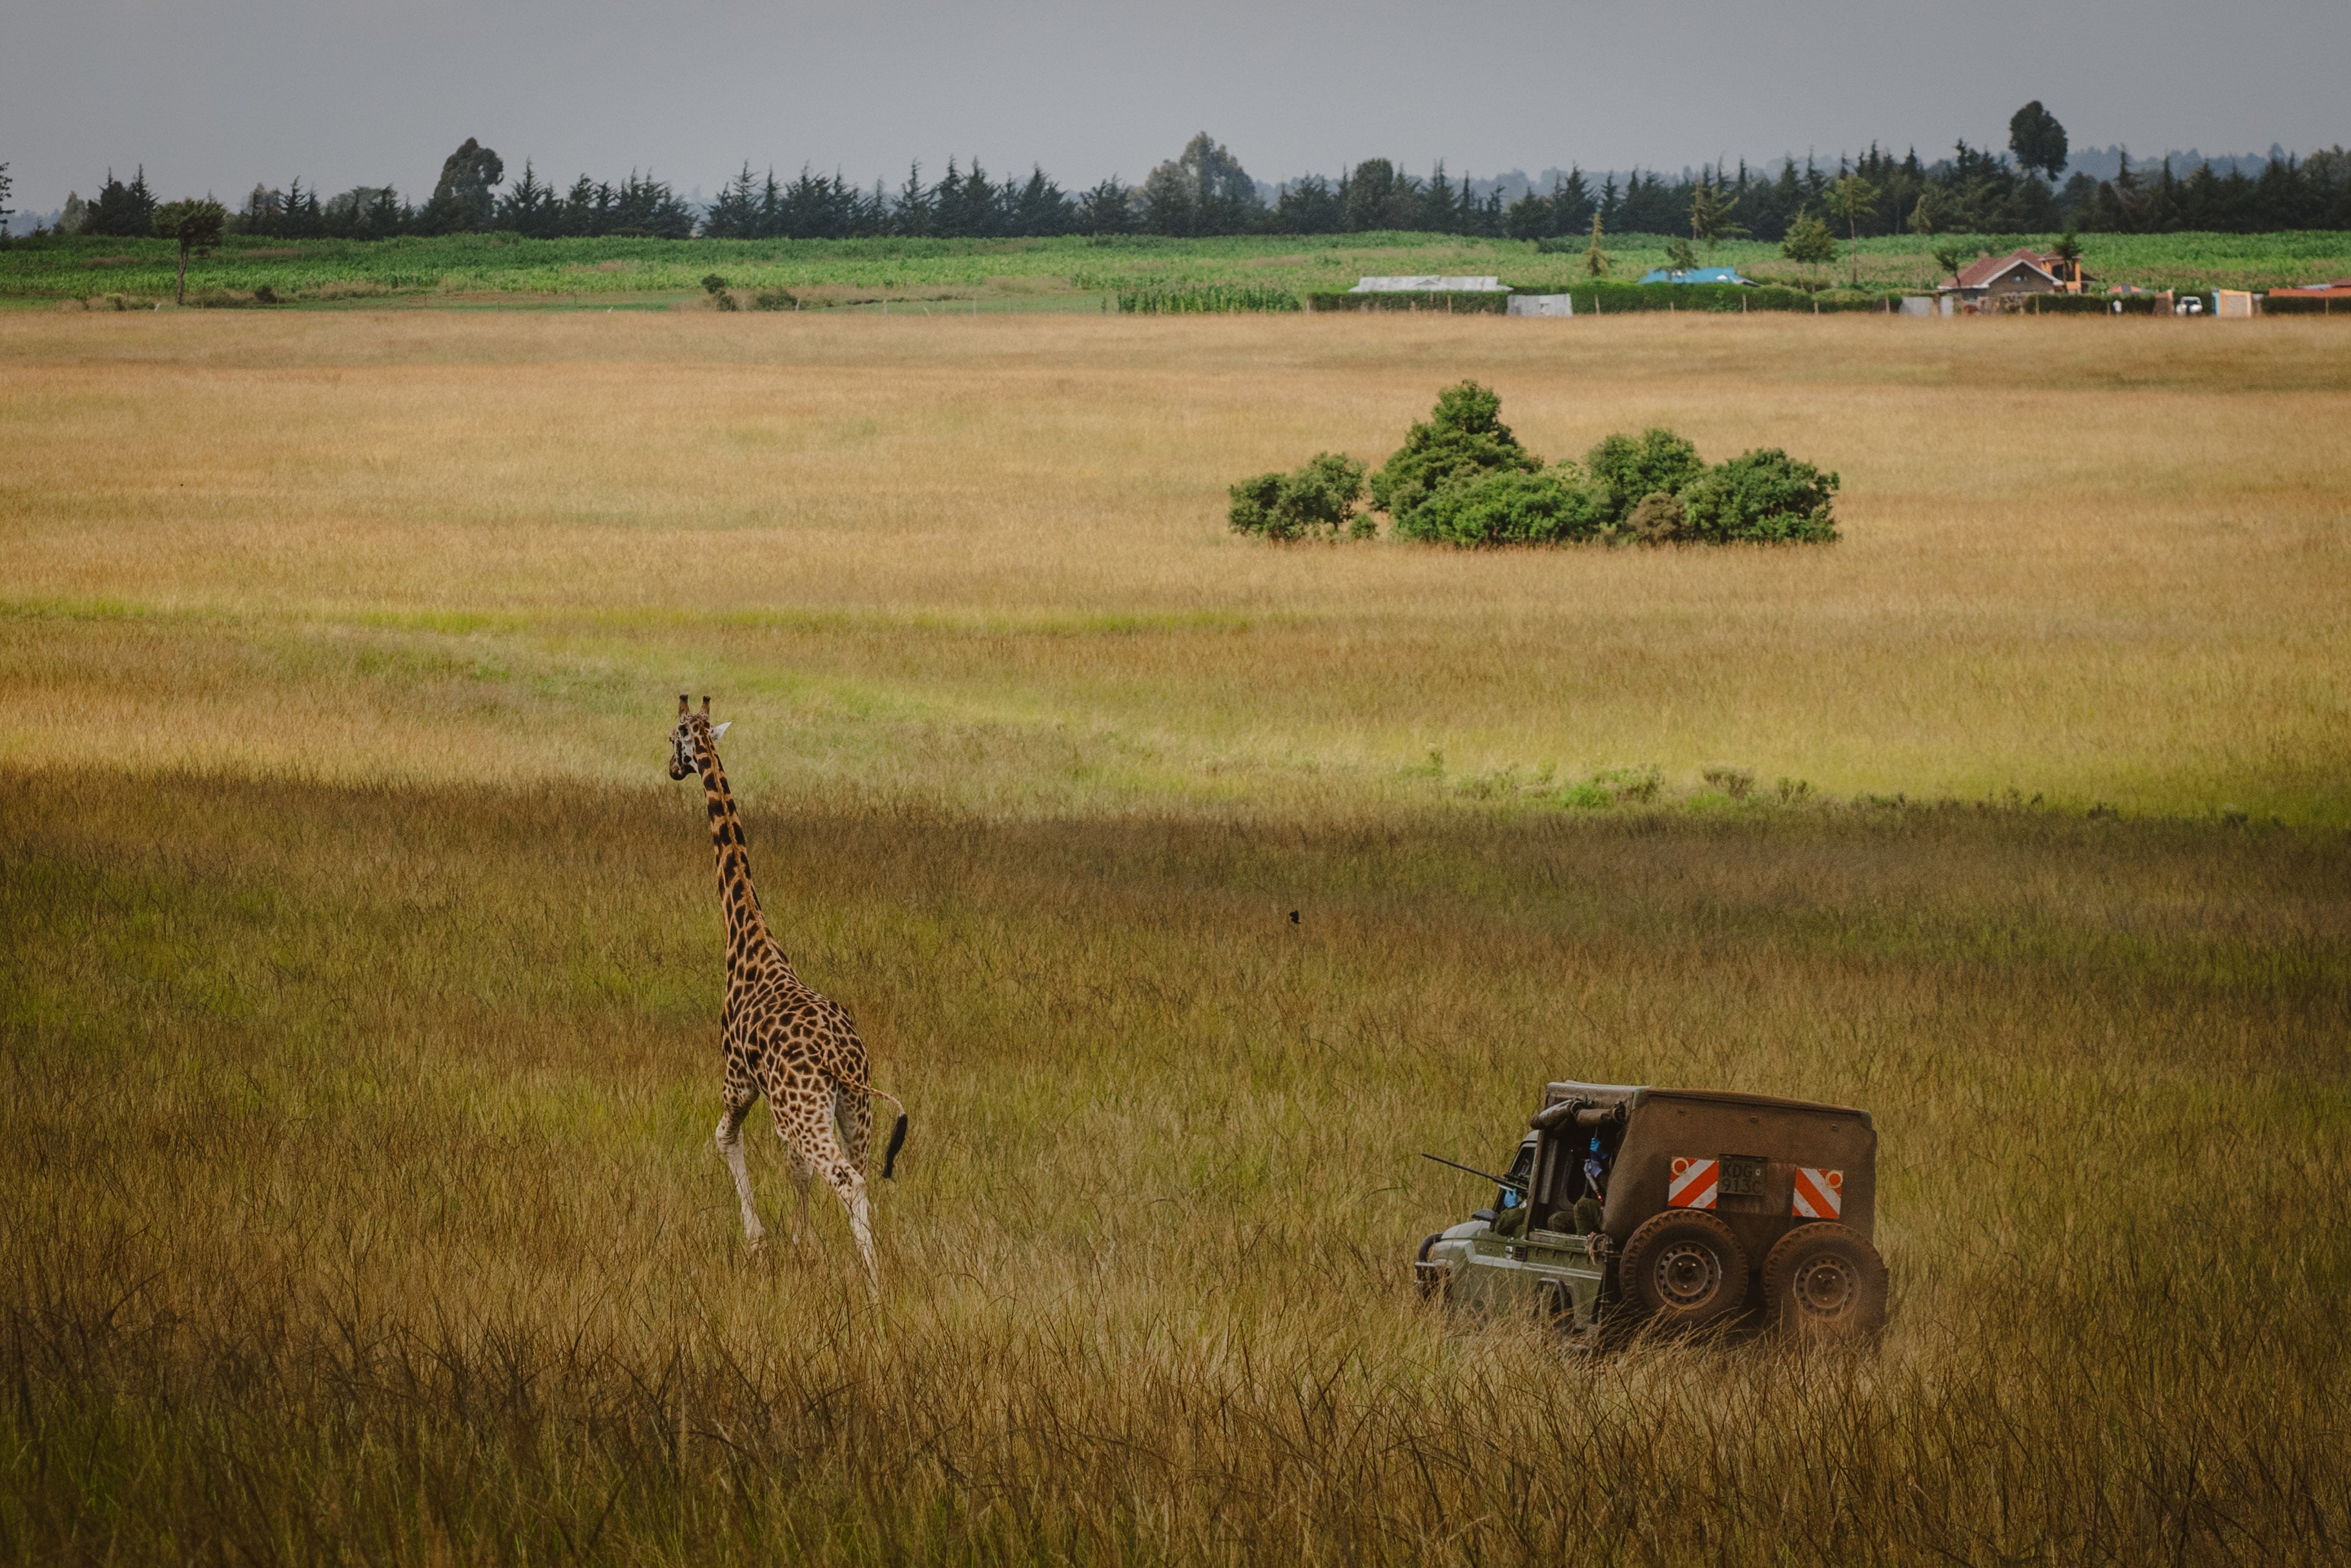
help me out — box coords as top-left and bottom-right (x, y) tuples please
(2, 310), (2346, 819)
(3, 311), (2347, 1564)
(5, 773), (2345, 1565)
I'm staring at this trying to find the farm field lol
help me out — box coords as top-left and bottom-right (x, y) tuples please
(8, 227), (2351, 310)
(3, 310), (2347, 1565)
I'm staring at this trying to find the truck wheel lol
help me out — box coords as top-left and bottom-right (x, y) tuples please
(1619, 1210), (1748, 1329)
(1760, 1223), (1887, 1340)
(1414, 1234), (1446, 1300)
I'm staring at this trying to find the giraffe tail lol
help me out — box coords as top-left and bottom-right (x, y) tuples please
(846, 1079), (910, 1180)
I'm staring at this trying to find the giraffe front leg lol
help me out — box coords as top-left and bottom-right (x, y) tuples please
(823, 1159), (878, 1297)
(715, 1100), (765, 1250)
(786, 1142), (816, 1248)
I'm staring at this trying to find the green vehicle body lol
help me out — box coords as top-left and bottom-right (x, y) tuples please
(1415, 1079), (1880, 1339)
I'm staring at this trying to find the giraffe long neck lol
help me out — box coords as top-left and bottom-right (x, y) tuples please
(695, 743), (781, 979)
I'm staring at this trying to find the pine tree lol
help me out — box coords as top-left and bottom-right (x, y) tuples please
(497, 162), (559, 237)
(1076, 177), (1134, 236)
(701, 164), (762, 239)
(1585, 213), (1609, 277)
(87, 168), (158, 237)
(892, 162), (934, 237)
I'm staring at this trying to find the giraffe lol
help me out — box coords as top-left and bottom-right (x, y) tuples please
(667, 695), (907, 1287)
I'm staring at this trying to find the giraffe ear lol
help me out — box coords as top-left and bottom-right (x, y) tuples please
(711, 720), (730, 739)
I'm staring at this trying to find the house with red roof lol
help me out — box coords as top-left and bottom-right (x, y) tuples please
(1940, 249), (2087, 305)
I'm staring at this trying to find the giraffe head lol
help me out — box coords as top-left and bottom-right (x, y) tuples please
(668, 693), (730, 780)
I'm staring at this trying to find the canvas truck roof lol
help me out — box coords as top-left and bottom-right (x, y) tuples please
(1543, 1080), (1871, 1129)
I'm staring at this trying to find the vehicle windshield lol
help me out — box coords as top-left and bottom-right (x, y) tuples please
(1497, 1140), (1535, 1213)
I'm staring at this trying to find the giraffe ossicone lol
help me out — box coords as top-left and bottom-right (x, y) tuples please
(668, 695), (907, 1291)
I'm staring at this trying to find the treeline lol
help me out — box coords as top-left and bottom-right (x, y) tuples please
(33, 108), (2351, 246)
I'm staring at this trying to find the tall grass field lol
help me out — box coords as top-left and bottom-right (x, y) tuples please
(3, 309), (2346, 1565)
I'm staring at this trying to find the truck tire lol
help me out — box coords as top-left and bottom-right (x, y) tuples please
(1760, 1223), (1887, 1340)
(1618, 1210), (1749, 1329)
(1414, 1234), (1446, 1300)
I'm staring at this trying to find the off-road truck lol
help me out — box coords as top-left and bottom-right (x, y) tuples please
(1414, 1080), (1887, 1341)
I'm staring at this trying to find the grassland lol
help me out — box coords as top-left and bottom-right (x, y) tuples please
(9, 228), (2351, 311)
(2, 310), (2346, 1565)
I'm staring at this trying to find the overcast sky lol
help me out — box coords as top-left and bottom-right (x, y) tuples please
(3, 0), (2345, 212)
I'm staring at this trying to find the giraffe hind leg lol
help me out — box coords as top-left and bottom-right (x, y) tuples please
(779, 1086), (878, 1294)
(715, 1096), (765, 1249)
(834, 1077), (874, 1177)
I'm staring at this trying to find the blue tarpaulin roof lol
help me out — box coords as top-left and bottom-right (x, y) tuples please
(1637, 267), (1756, 285)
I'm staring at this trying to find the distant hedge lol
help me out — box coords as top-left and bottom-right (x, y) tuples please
(1118, 285), (1299, 314)
(2017, 292), (2162, 314)
(1508, 281), (1892, 314)
(1305, 291), (1510, 314)
(2262, 294), (2349, 315)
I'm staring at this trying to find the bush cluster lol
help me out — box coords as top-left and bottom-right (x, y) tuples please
(1226, 453), (1373, 540)
(1232, 382), (1839, 547)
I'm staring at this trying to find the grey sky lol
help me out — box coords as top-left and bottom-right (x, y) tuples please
(3, 0), (2344, 212)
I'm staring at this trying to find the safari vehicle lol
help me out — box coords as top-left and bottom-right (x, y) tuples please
(1414, 1081), (1886, 1341)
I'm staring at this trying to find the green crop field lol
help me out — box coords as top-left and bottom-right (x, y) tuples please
(3, 309), (2346, 1566)
(8, 227), (2351, 311)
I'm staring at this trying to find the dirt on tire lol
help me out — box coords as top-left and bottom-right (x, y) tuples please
(1761, 1221), (1888, 1340)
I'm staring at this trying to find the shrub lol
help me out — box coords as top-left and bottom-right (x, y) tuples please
(1396, 466), (1610, 547)
(751, 289), (797, 311)
(1586, 427), (1705, 524)
(1369, 381), (1540, 529)
(1681, 448), (1840, 542)
(1701, 764), (1756, 800)
(1227, 452), (1371, 541)
(1624, 491), (1689, 543)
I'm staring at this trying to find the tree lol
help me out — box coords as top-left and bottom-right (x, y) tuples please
(1075, 176), (1134, 235)
(1664, 236), (1697, 272)
(1826, 173), (1880, 287)
(701, 163), (763, 239)
(87, 167), (158, 237)
(1369, 381), (1541, 529)
(2008, 101), (2069, 182)
(423, 137), (503, 233)
(1138, 133), (1260, 236)
(1782, 210), (1837, 286)
(496, 161), (560, 237)
(0, 163), (12, 238)
(1268, 175), (1344, 235)
(2050, 229), (2084, 289)
(1585, 213), (1610, 277)
(1907, 185), (1941, 236)
(1687, 170), (1747, 250)
(1340, 159), (1421, 232)
(151, 198), (227, 303)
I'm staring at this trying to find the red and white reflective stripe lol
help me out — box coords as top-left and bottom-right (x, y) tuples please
(1667, 1157), (1718, 1209)
(1791, 1167), (1844, 1218)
